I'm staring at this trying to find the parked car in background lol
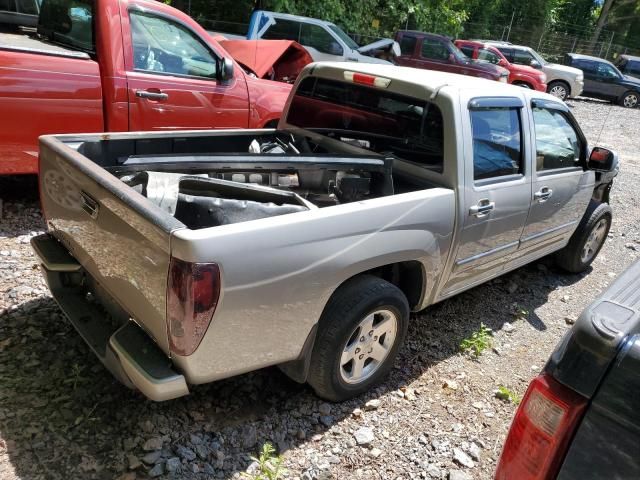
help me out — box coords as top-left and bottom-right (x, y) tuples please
(566, 53), (640, 108)
(495, 260), (640, 480)
(33, 63), (618, 401)
(0, 0), (291, 175)
(455, 39), (547, 91)
(615, 54), (640, 80)
(487, 41), (583, 100)
(395, 31), (509, 82)
(0, 0), (40, 27)
(246, 10), (398, 64)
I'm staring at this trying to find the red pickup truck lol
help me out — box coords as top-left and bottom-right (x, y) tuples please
(0, 0), (291, 175)
(454, 40), (547, 91)
(394, 30), (509, 83)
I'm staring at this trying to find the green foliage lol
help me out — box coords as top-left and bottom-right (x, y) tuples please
(513, 304), (529, 320)
(496, 385), (521, 405)
(242, 443), (287, 480)
(460, 323), (493, 358)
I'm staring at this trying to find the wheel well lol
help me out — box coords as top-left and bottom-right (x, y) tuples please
(359, 261), (425, 310)
(549, 79), (570, 94)
(514, 80), (533, 89)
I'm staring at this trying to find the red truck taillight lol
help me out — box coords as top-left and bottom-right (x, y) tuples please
(495, 373), (587, 480)
(166, 258), (221, 356)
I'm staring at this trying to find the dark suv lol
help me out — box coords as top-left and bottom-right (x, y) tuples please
(495, 260), (640, 479)
(615, 54), (640, 80)
(566, 52), (640, 108)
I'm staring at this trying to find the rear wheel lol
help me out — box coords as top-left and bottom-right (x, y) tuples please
(307, 275), (409, 402)
(555, 201), (612, 273)
(619, 91), (639, 108)
(548, 81), (569, 100)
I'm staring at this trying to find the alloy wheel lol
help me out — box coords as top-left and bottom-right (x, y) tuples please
(339, 309), (398, 384)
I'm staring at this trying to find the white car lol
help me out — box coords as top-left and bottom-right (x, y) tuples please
(246, 10), (399, 64)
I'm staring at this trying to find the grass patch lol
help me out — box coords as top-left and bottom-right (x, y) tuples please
(242, 443), (287, 480)
(496, 385), (521, 405)
(460, 323), (493, 358)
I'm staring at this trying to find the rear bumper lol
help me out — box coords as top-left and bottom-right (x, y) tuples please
(31, 234), (189, 401)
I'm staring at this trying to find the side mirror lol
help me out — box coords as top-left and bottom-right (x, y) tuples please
(218, 57), (234, 83)
(498, 58), (508, 67)
(448, 53), (456, 63)
(530, 60), (542, 69)
(588, 146), (618, 171)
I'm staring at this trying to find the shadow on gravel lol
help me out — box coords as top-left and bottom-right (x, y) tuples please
(0, 252), (588, 479)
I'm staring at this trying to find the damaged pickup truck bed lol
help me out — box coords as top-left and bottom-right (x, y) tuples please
(33, 63), (618, 401)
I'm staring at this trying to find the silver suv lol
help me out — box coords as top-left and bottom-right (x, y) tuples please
(488, 42), (584, 100)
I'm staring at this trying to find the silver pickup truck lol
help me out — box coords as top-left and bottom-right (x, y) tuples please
(33, 63), (619, 402)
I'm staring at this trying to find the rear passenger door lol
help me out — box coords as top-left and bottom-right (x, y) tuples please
(442, 97), (532, 296)
(517, 100), (593, 261)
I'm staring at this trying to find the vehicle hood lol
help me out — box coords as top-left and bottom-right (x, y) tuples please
(357, 38), (401, 57)
(510, 63), (545, 77)
(218, 39), (312, 83)
(546, 63), (583, 77)
(622, 74), (640, 87)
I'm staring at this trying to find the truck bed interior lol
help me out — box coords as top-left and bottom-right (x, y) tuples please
(75, 130), (442, 230)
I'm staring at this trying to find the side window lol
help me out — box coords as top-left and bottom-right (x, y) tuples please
(421, 38), (449, 61)
(478, 48), (500, 64)
(512, 49), (535, 66)
(596, 63), (619, 78)
(261, 18), (300, 41)
(471, 108), (522, 181)
(300, 23), (342, 55)
(399, 35), (417, 55)
(628, 61), (640, 76)
(130, 11), (217, 79)
(497, 48), (514, 62)
(459, 46), (475, 58)
(577, 59), (596, 73)
(532, 107), (583, 171)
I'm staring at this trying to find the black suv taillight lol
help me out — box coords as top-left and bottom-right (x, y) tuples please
(166, 258), (221, 356)
(495, 373), (587, 480)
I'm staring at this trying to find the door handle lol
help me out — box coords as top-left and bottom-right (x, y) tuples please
(135, 89), (168, 101)
(534, 187), (553, 203)
(469, 199), (495, 217)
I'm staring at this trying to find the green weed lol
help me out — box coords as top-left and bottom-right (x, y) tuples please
(242, 443), (287, 480)
(460, 323), (493, 358)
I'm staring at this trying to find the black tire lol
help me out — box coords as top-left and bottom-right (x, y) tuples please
(307, 275), (409, 402)
(547, 81), (570, 100)
(555, 200), (612, 273)
(619, 91), (639, 108)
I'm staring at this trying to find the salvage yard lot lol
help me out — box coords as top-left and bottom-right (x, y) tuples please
(1, 99), (639, 480)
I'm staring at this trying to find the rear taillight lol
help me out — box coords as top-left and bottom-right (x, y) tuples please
(495, 373), (587, 480)
(166, 258), (221, 356)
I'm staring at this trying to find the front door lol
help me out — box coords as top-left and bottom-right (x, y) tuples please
(441, 96), (532, 297)
(414, 37), (457, 74)
(124, 8), (249, 131)
(516, 101), (594, 264)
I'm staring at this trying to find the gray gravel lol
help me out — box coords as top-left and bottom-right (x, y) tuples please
(1, 100), (639, 480)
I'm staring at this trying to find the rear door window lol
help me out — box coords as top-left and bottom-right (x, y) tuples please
(471, 108), (523, 180)
(512, 49), (535, 66)
(497, 47), (514, 62)
(399, 35), (417, 55)
(287, 76), (445, 172)
(261, 18), (300, 41)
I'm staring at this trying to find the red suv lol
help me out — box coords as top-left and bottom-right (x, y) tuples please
(455, 40), (547, 91)
(395, 31), (509, 82)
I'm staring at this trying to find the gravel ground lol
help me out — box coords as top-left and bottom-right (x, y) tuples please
(1, 99), (639, 480)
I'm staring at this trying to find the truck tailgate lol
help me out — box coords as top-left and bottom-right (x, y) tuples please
(38, 135), (184, 353)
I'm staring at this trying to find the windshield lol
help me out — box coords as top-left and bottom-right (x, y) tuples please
(328, 24), (360, 50)
(286, 76), (445, 172)
(528, 48), (547, 66)
(451, 43), (469, 62)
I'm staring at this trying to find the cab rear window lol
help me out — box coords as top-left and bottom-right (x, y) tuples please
(38, 0), (94, 53)
(286, 76), (444, 172)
